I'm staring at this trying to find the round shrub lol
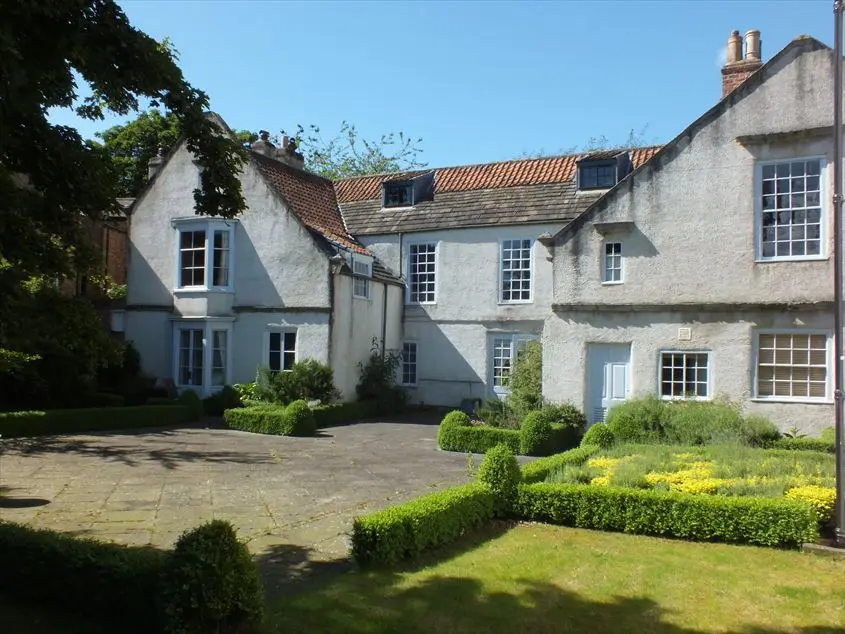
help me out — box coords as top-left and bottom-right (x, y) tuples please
(741, 415), (781, 446)
(282, 399), (317, 436)
(581, 423), (615, 448)
(520, 411), (553, 456)
(442, 410), (471, 427)
(534, 403), (587, 429)
(663, 400), (744, 445)
(438, 410), (471, 450)
(177, 389), (203, 422)
(477, 443), (521, 516)
(606, 396), (666, 444)
(161, 520), (264, 634)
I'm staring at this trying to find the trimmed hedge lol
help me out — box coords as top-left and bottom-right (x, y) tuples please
(438, 422), (521, 454)
(520, 412), (553, 456)
(0, 404), (195, 438)
(312, 400), (380, 427)
(478, 444), (521, 516)
(581, 423), (615, 448)
(763, 437), (835, 453)
(517, 482), (819, 547)
(520, 445), (599, 484)
(283, 400), (317, 436)
(223, 406), (287, 435)
(0, 521), (167, 628)
(351, 483), (496, 566)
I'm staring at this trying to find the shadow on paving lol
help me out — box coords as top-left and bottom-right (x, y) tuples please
(1, 428), (277, 470)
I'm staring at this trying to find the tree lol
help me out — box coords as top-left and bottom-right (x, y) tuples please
(516, 125), (655, 159)
(97, 110), (257, 197)
(0, 1), (247, 406)
(284, 121), (425, 179)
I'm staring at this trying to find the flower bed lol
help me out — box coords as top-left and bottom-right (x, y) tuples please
(545, 443), (835, 523)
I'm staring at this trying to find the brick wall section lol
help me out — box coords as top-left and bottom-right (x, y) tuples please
(60, 216), (128, 301)
(722, 60), (762, 98)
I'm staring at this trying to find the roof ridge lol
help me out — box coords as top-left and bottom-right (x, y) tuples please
(334, 145), (664, 183)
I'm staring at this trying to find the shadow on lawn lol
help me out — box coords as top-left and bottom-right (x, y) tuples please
(262, 523), (845, 634)
(1, 428), (277, 470)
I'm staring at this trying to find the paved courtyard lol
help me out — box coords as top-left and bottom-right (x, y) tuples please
(0, 420), (472, 586)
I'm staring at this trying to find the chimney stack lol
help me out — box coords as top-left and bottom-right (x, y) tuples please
(147, 147), (165, 180)
(721, 29), (763, 98)
(275, 136), (305, 171)
(250, 130), (275, 157)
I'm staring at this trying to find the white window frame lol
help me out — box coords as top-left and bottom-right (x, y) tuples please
(602, 241), (623, 284)
(172, 319), (234, 395)
(406, 242), (437, 305)
(173, 218), (236, 292)
(265, 328), (298, 373)
(752, 329), (833, 403)
(499, 238), (533, 304)
(400, 341), (418, 386)
(754, 156), (827, 262)
(352, 257), (373, 300)
(658, 350), (712, 401)
(490, 333), (536, 397)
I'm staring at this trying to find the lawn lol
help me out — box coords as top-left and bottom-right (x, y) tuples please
(267, 523), (845, 634)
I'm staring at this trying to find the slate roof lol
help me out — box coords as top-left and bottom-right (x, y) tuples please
(334, 147), (661, 235)
(250, 151), (368, 254)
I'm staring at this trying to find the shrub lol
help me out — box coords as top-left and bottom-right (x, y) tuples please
(476, 398), (520, 429)
(0, 521), (166, 628)
(581, 423), (615, 448)
(223, 406), (287, 435)
(663, 399), (745, 445)
(233, 382), (258, 402)
(178, 389), (203, 421)
(351, 483), (495, 566)
(312, 401), (379, 427)
(288, 359), (338, 402)
(507, 341), (543, 420)
(0, 404), (194, 438)
(202, 385), (242, 416)
(785, 485), (836, 524)
(478, 444), (521, 515)
(535, 402), (587, 429)
(606, 396), (666, 443)
(282, 399), (317, 436)
(517, 482), (819, 547)
(438, 421), (520, 454)
(764, 437), (835, 453)
(742, 415), (781, 446)
(84, 392), (126, 408)
(520, 411), (553, 456)
(161, 520), (264, 634)
(356, 337), (404, 413)
(520, 445), (599, 484)
(820, 427), (836, 444)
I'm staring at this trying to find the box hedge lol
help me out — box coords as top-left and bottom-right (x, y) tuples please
(0, 404), (196, 438)
(351, 483), (496, 566)
(437, 410), (575, 456)
(516, 482), (819, 547)
(0, 521), (167, 628)
(520, 445), (599, 483)
(438, 421), (521, 454)
(223, 402), (318, 437)
(0, 520), (264, 633)
(763, 437), (835, 453)
(282, 400), (317, 436)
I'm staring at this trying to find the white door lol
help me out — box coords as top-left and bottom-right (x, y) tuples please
(586, 343), (631, 424)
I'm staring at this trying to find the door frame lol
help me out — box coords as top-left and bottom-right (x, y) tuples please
(585, 342), (632, 423)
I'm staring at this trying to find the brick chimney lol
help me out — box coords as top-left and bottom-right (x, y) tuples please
(721, 29), (763, 98)
(274, 135), (305, 171)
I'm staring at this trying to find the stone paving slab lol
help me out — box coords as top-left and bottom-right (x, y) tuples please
(0, 421), (473, 575)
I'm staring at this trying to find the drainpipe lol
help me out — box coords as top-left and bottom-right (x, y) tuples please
(833, 0), (845, 547)
(381, 280), (388, 359)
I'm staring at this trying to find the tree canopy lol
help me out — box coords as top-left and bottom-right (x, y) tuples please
(0, 0), (247, 407)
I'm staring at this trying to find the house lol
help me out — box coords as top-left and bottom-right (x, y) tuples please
(334, 148), (658, 407)
(124, 122), (403, 398)
(543, 31), (836, 434)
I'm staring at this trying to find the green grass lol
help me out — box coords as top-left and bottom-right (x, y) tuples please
(267, 524), (845, 634)
(547, 443), (834, 497)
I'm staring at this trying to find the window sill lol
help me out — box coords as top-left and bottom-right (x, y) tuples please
(406, 302), (436, 307)
(754, 255), (828, 264)
(174, 287), (235, 295)
(353, 295), (372, 301)
(660, 396), (711, 402)
(601, 281), (624, 286)
(498, 300), (534, 306)
(750, 397), (833, 405)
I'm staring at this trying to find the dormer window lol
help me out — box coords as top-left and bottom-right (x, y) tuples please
(579, 161), (617, 190)
(384, 182), (413, 207)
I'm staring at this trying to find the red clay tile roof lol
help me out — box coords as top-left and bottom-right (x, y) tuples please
(251, 151), (368, 254)
(334, 147), (662, 205)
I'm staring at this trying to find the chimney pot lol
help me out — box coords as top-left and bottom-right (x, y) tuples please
(727, 30), (743, 64)
(745, 29), (761, 61)
(147, 147), (165, 180)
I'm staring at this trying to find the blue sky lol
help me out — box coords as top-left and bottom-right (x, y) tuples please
(52, 0), (832, 167)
